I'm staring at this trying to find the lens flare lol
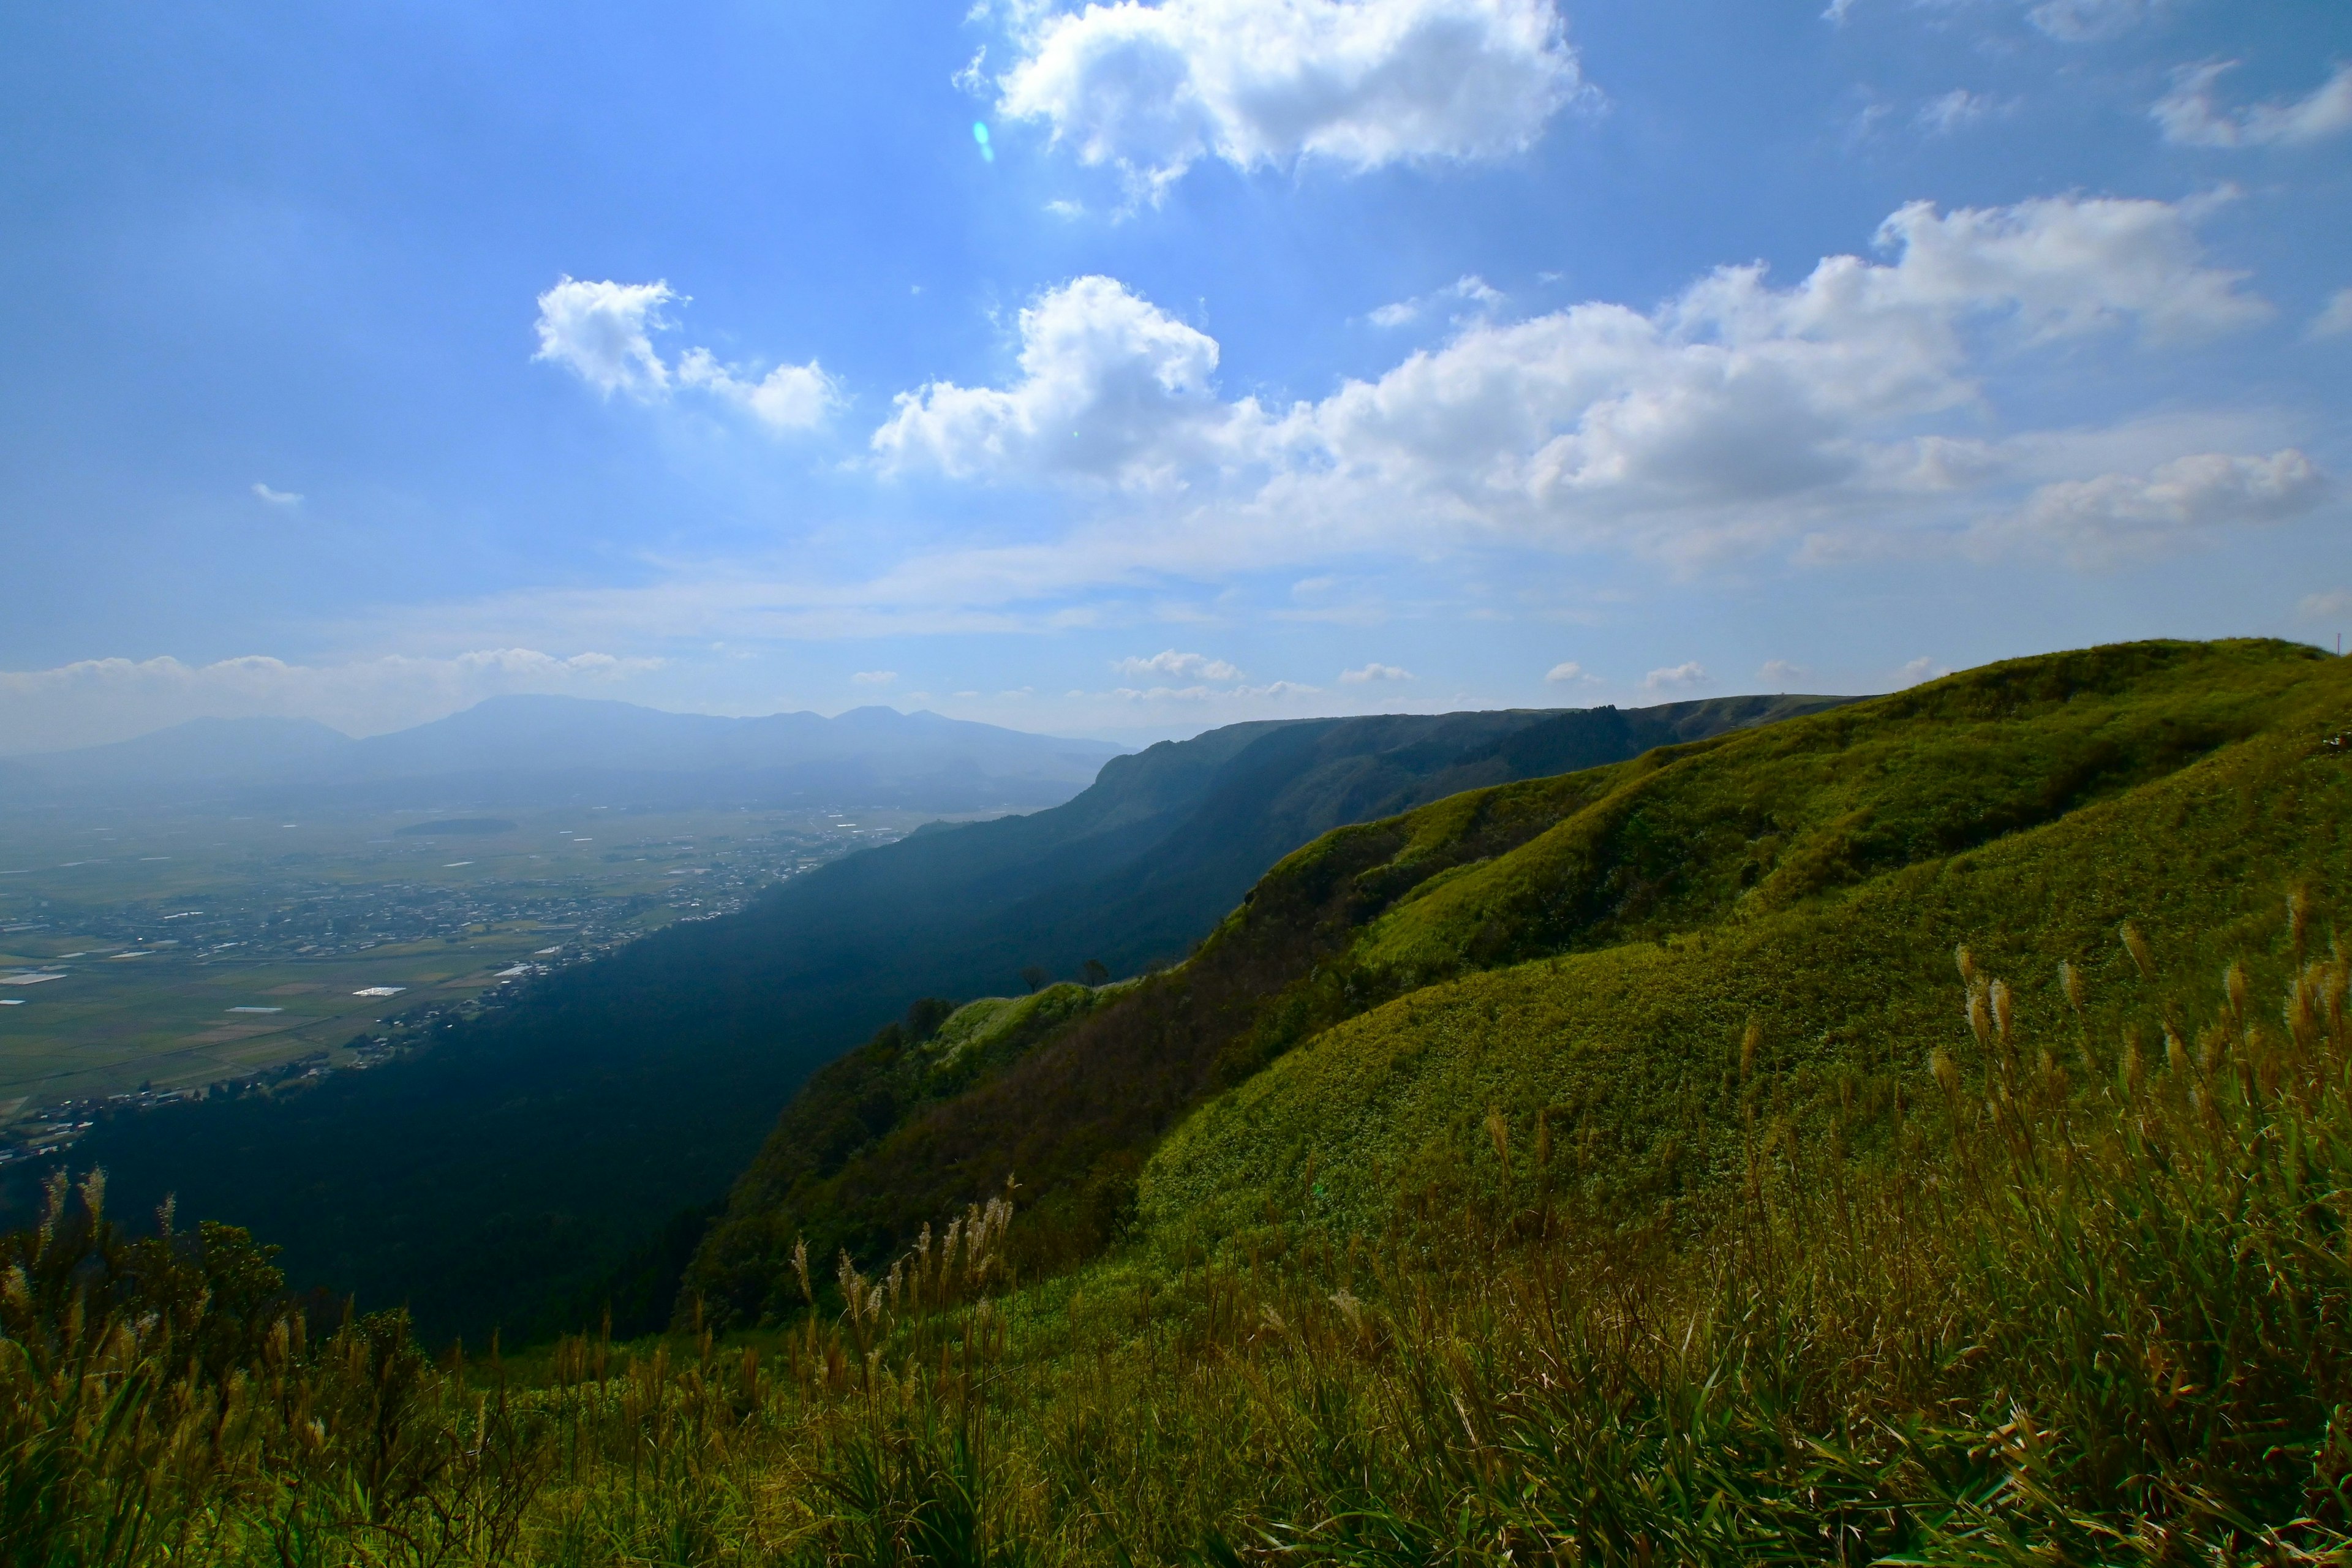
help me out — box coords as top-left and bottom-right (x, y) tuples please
(972, 121), (994, 162)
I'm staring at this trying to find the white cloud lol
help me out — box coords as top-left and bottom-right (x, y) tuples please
(252, 482), (303, 507)
(1760, 659), (1807, 682)
(994, 0), (1588, 195)
(1916, 89), (2005, 135)
(1116, 649), (1241, 679)
(1643, 662), (1708, 692)
(533, 277), (835, 432)
(1898, 657), (1948, 685)
(676, 349), (840, 432)
(851, 669), (899, 685)
(2155, 62), (2352, 149)
(1985, 449), (2326, 565)
(0, 649), (665, 755)
(867, 193), (2269, 563)
(2298, 589), (2352, 621)
(1106, 679), (1321, 704)
(1857, 192), (2267, 345)
(1366, 274), (1504, 329)
(873, 276), (1231, 487)
(533, 277), (678, 398)
(1544, 660), (1592, 684)
(954, 45), (989, 96)
(2312, 289), (2352, 340)
(1238, 191), (2271, 560)
(1338, 662), (1414, 682)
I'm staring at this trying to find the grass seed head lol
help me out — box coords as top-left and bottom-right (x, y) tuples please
(1930, 1046), (1961, 1098)
(1740, 1018), (1761, 1080)
(2121, 921), (2155, 981)
(2060, 959), (2086, 1016)
(1956, 944), (1978, 986)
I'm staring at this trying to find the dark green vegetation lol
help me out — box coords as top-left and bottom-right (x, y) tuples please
(62, 698), (1819, 1346)
(15, 638), (2351, 1564)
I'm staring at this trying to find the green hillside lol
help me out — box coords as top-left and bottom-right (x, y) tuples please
(690, 638), (2349, 1327)
(1151, 638), (2351, 1244)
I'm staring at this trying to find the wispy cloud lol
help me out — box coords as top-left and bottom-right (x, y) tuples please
(533, 277), (839, 432)
(1643, 661), (1708, 692)
(1338, 662), (1414, 683)
(1915, 89), (2009, 135)
(0, 649), (665, 755)
(252, 483), (303, 507)
(2312, 289), (2352, 340)
(1898, 656), (1949, 685)
(1116, 649), (1241, 680)
(2155, 62), (2352, 149)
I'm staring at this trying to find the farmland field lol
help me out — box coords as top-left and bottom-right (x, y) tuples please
(0, 802), (941, 1116)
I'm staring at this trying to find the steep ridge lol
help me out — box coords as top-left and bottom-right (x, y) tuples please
(1145, 637), (2352, 1245)
(683, 639), (2346, 1328)
(68, 695), (1828, 1344)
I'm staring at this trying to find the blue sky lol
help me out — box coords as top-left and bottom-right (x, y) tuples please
(2, 0), (2347, 751)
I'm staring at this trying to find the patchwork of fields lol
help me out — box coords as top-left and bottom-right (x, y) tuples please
(0, 802), (943, 1118)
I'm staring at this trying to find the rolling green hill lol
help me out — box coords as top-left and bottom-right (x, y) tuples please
(689, 638), (2352, 1327)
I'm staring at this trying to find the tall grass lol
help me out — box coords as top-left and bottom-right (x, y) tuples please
(8, 933), (2350, 1564)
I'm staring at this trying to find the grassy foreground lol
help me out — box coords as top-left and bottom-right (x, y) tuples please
(7, 928), (2351, 1564)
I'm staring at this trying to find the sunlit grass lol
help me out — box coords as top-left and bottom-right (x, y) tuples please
(10, 923), (2352, 1564)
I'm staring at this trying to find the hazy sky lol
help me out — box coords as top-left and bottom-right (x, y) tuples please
(3, 0), (2347, 752)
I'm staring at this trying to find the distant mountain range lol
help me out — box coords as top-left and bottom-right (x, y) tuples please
(56, 692), (1853, 1342)
(0, 697), (1128, 812)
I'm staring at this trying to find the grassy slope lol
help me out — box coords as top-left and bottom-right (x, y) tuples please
(680, 698), (1849, 1325)
(1143, 638), (2352, 1240)
(699, 640), (2342, 1316)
